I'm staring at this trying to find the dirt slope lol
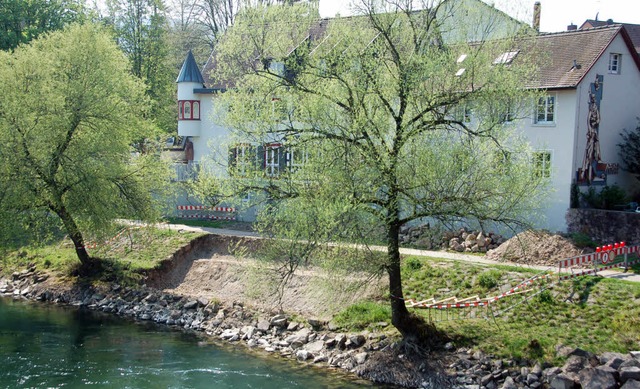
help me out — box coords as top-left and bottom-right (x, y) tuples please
(153, 235), (387, 320)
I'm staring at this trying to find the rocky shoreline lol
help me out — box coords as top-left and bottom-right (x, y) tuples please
(2, 265), (640, 389)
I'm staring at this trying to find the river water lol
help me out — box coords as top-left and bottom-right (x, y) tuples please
(0, 297), (376, 388)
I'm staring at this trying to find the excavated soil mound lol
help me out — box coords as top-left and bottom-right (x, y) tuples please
(486, 230), (590, 267)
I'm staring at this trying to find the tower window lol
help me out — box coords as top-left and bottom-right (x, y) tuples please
(178, 100), (200, 120)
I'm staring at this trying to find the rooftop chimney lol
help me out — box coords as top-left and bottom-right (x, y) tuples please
(533, 2), (541, 32)
(567, 23), (577, 31)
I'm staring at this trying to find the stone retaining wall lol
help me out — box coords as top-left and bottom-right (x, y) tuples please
(566, 209), (640, 244)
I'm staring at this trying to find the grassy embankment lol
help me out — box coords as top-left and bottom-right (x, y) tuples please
(0, 224), (207, 284)
(2, 223), (639, 365)
(334, 255), (640, 365)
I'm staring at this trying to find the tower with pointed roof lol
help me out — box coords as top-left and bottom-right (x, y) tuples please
(177, 51), (205, 152)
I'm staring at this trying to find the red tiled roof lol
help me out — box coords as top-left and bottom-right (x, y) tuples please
(580, 20), (640, 54)
(532, 26), (620, 89)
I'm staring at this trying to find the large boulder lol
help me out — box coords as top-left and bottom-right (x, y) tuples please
(578, 367), (617, 389)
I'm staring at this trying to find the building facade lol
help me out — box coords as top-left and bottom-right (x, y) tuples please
(174, 21), (640, 232)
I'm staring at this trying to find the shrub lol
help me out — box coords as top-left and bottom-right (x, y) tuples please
(404, 257), (423, 271)
(580, 185), (627, 210)
(570, 232), (597, 249)
(333, 302), (391, 330)
(477, 270), (501, 289)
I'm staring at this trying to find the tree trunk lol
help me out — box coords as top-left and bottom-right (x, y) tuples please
(53, 205), (91, 266)
(387, 219), (413, 337)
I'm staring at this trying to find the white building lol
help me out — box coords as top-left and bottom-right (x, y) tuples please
(174, 23), (640, 232)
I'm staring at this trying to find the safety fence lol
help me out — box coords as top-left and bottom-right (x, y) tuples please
(405, 240), (640, 322)
(176, 205), (237, 221)
(557, 242), (640, 280)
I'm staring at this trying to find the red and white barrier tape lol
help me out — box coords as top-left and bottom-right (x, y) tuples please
(178, 214), (237, 221)
(406, 272), (553, 310)
(177, 205), (236, 213)
(558, 257), (640, 281)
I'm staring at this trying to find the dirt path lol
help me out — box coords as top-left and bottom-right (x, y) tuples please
(162, 223), (640, 282)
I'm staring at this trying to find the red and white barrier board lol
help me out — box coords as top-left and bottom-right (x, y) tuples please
(177, 205), (235, 213)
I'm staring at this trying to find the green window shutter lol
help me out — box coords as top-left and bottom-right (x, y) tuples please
(278, 146), (287, 174)
(228, 145), (237, 171)
(256, 145), (265, 175)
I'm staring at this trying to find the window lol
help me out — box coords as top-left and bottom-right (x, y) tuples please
(535, 95), (555, 124)
(193, 102), (200, 119)
(228, 144), (255, 176)
(265, 143), (282, 177)
(500, 104), (514, 123)
(178, 100), (200, 120)
(493, 51), (519, 65)
(286, 147), (308, 171)
(454, 103), (472, 123)
(183, 101), (191, 118)
(269, 61), (285, 76)
(533, 151), (551, 178)
(609, 53), (621, 74)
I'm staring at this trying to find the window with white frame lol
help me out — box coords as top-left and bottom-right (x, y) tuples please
(609, 53), (621, 74)
(534, 95), (555, 124)
(533, 151), (551, 178)
(286, 147), (308, 171)
(193, 101), (200, 119)
(493, 50), (519, 65)
(229, 144), (253, 176)
(264, 143), (281, 177)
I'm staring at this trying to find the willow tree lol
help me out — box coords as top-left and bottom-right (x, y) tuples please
(210, 0), (548, 340)
(0, 24), (168, 268)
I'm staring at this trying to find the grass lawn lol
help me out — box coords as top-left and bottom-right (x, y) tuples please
(334, 255), (640, 364)
(0, 225), (206, 284)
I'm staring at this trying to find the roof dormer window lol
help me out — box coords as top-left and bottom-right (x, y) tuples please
(493, 51), (519, 65)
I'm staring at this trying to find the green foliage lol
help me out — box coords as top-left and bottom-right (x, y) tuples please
(0, 23), (170, 264)
(0, 0), (84, 51)
(570, 182), (580, 208)
(536, 289), (554, 304)
(580, 185), (627, 210)
(333, 302), (391, 330)
(104, 0), (176, 134)
(400, 255), (640, 362)
(618, 122), (640, 181)
(206, 1), (549, 338)
(1, 226), (204, 283)
(477, 269), (501, 289)
(569, 232), (597, 249)
(404, 257), (424, 271)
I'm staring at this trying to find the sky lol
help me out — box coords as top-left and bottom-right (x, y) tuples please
(318, 0), (640, 33)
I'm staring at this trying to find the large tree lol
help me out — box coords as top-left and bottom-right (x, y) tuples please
(208, 0), (548, 340)
(104, 0), (176, 134)
(0, 0), (84, 51)
(0, 23), (168, 267)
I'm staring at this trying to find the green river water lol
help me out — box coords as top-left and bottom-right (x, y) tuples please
(0, 297), (379, 388)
